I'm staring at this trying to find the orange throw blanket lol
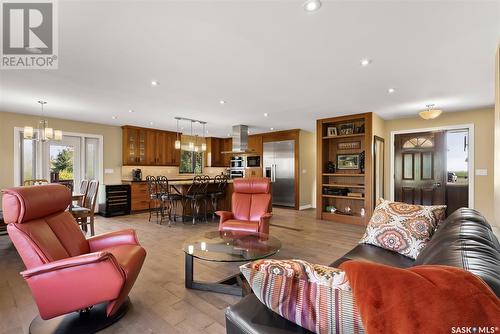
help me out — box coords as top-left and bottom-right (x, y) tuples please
(339, 261), (500, 334)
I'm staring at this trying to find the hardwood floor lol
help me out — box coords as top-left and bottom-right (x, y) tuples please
(0, 208), (365, 334)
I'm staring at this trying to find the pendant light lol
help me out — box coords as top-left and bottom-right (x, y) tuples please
(188, 121), (194, 151)
(201, 123), (207, 151)
(174, 118), (181, 149)
(194, 122), (200, 152)
(419, 104), (443, 120)
(24, 101), (62, 142)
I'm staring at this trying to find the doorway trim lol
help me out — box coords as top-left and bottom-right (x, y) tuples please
(389, 123), (474, 208)
(13, 127), (104, 187)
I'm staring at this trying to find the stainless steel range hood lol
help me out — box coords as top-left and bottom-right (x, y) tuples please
(222, 125), (256, 155)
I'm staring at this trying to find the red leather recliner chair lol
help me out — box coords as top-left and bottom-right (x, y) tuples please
(216, 178), (272, 235)
(1, 184), (146, 333)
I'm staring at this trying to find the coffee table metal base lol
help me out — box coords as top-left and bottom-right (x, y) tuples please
(185, 253), (251, 296)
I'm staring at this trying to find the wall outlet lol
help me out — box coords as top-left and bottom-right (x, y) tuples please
(475, 169), (488, 176)
(104, 168), (114, 174)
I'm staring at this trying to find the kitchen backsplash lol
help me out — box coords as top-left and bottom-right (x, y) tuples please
(121, 166), (227, 180)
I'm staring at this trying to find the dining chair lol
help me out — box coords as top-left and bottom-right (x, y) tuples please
(209, 174), (228, 220)
(157, 176), (184, 226)
(71, 179), (99, 235)
(146, 175), (161, 223)
(184, 175), (210, 224)
(78, 179), (90, 206)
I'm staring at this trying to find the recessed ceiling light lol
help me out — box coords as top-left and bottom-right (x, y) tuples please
(264, 113), (269, 117)
(388, 88), (396, 94)
(128, 109), (134, 113)
(149, 122), (154, 125)
(303, 0), (321, 12)
(270, 127), (274, 131)
(227, 133), (231, 137)
(112, 115), (118, 119)
(360, 58), (372, 67)
(151, 80), (159, 86)
(219, 100), (226, 105)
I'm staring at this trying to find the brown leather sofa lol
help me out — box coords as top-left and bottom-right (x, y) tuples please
(225, 208), (500, 334)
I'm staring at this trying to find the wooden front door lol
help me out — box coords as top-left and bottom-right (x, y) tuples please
(394, 131), (446, 205)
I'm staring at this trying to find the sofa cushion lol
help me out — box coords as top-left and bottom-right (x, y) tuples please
(330, 244), (415, 269)
(240, 259), (364, 334)
(415, 208), (500, 297)
(359, 199), (446, 259)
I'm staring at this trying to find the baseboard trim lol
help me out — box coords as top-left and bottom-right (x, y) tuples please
(299, 204), (312, 210)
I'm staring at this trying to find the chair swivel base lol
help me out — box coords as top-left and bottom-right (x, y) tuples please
(29, 297), (130, 334)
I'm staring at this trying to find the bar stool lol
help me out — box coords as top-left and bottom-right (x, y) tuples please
(146, 175), (161, 223)
(157, 176), (183, 226)
(184, 175), (210, 224)
(209, 174), (228, 220)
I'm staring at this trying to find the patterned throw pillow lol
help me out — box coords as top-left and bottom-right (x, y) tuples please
(359, 199), (446, 259)
(240, 259), (365, 334)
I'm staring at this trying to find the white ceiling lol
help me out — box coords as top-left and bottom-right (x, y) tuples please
(1, 0), (499, 137)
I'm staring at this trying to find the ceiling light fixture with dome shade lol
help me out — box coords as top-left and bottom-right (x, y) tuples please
(419, 104), (443, 120)
(24, 101), (63, 142)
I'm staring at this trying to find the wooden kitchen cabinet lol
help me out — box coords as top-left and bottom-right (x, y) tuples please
(248, 134), (262, 154)
(130, 182), (149, 211)
(123, 126), (147, 165)
(122, 126), (180, 166)
(222, 138), (232, 167)
(206, 137), (230, 167)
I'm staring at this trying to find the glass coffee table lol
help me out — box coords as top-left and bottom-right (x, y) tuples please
(182, 230), (281, 296)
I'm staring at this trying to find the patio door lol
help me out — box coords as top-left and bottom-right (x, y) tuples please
(42, 135), (82, 187)
(394, 131), (446, 205)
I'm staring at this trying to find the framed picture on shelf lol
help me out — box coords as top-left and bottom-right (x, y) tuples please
(337, 153), (360, 170)
(337, 141), (361, 150)
(327, 126), (337, 137)
(339, 123), (354, 135)
(354, 123), (365, 134)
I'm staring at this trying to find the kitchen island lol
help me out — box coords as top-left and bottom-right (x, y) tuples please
(122, 177), (234, 219)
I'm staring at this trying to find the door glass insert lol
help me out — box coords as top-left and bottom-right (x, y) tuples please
(403, 136), (434, 149)
(403, 153), (414, 179)
(421, 152), (433, 179)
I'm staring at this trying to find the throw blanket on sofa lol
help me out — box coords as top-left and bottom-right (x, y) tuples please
(339, 260), (500, 334)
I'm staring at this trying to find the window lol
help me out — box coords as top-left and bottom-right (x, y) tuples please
(179, 150), (203, 174)
(403, 136), (434, 149)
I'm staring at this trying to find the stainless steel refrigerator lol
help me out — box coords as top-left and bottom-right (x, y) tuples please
(263, 140), (295, 207)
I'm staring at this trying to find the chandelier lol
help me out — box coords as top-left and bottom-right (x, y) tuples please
(24, 101), (63, 142)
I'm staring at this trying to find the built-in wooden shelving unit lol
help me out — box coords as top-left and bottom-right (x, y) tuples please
(316, 112), (374, 226)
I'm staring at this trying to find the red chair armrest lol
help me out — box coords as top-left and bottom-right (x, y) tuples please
(21, 253), (125, 320)
(216, 211), (234, 223)
(87, 229), (140, 252)
(21, 252), (122, 278)
(259, 213), (272, 235)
